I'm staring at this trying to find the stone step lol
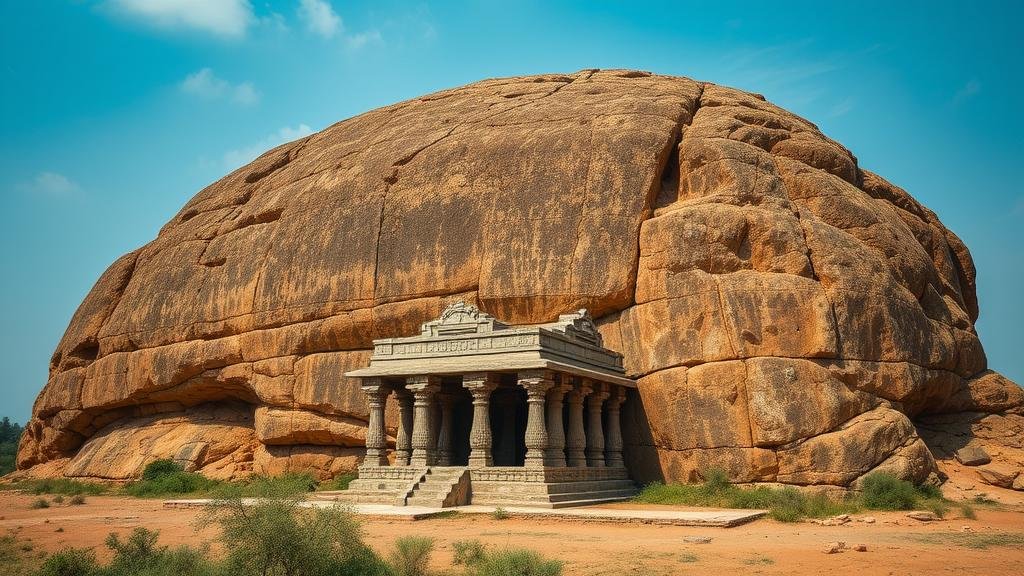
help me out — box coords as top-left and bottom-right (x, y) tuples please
(470, 480), (636, 496)
(468, 487), (630, 506)
(405, 497), (449, 507)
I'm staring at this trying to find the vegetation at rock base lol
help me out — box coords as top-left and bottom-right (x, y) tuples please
(634, 470), (960, 522)
(124, 461), (219, 498)
(318, 472), (357, 492)
(0, 417), (23, 476)
(2, 498), (564, 576)
(2, 478), (108, 496)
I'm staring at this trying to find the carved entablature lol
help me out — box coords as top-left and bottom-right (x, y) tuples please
(420, 301), (508, 337)
(551, 309), (602, 347)
(347, 303), (635, 388)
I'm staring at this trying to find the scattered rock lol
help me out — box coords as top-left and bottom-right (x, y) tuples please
(955, 446), (991, 466)
(976, 464), (1020, 489)
(824, 542), (846, 554)
(907, 511), (941, 522)
(853, 544), (868, 552)
(961, 526), (973, 532)
(818, 514), (851, 526)
(1013, 475), (1024, 491)
(858, 516), (876, 524)
(684, 536), (713, 544)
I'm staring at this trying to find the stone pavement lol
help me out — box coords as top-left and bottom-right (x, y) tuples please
(163, 498), (766, 527)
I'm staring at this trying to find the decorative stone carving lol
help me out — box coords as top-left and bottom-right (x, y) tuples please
(565, 380), (593, 467)
(464, 372), (499, 468)
(419, 301), (507, 337)
(553, 309), (603, 347)
(586, 382), (610, 468)
(519, 370), (554, 468)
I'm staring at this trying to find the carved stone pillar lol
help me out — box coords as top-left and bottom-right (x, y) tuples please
(565, 381), (592, 467)
(519, 370), (554, 468)
(586, 382), (610, 467)
(436, 393), (456, 466)
(545, 378), (573, 467)
(361, 379), (391, 466)
(394, 388), (414, 466)
(605, 386), (627, 468)
(406, 375), (440, 466)
(463, 373), (499, 468)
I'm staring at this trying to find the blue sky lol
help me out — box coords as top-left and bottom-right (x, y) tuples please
(1, 1), (1022, 423)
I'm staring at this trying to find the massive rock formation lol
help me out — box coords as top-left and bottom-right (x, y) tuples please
(17, 70), (1023, 489)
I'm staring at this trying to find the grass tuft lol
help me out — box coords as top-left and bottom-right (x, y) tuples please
(388, 536), (434, 576)
(29, 497), (50, 509)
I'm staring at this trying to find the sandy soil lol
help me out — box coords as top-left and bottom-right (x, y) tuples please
(2, 491), (1022, 575)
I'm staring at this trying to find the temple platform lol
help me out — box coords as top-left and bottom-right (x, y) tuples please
(318, 465), (639, 509)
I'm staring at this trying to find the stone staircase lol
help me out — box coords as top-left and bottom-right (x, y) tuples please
(315, 466), (470, 508)
(404, 467), (470, 508)
(314, 466), (426, 505)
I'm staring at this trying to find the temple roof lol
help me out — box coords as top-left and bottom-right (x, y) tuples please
(344, 302), (636, 387)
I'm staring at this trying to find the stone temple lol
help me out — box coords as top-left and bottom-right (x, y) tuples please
(341, 302), (638, 506)
(15, 70), (1024, 498)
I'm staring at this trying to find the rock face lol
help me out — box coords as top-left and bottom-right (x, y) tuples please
(17, 70), (1023, 488)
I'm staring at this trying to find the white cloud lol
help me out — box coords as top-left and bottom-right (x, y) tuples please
(105, 0), (255, 38)
(23, 172), (80, 198)
(223, 124), (313, 170)
(345, 29), (382, 50)
(298, 0), (341, 38)
(180, 68), (260, 106)
(954, 79), (982, 103)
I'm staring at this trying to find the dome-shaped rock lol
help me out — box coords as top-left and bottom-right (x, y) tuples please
(18, 70), (1024, 489)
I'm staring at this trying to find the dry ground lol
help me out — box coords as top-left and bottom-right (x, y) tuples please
(2, 491), (1023, 576)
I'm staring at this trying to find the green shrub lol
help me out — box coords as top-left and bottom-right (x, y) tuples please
(69, 495), (86, 506)
(141, 460), (184, 481)
(209, 497), (388, 576)
(52, 495), (65, 505)
(453, 540), (487, 566)
(958, 502), (977, 519)
(490, 507), (510, 520)
(860, 473), (921, 510)
(124, 462), (217, 498)
(388, 536), (434, 576)
(924, 499), (949, 518)
(468, 549), (562, 576)
(36, 547), (99, 576)
(30, 497), (50, 509)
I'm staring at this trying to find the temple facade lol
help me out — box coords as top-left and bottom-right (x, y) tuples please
(338, 302), (639, 508)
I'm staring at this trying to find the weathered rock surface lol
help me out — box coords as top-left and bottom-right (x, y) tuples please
(15, 70), (1022, 487)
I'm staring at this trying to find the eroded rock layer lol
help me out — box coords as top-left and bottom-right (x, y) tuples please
(17, 70), (1023, 488)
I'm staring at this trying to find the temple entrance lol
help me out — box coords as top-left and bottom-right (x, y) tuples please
(489, 384), (527, 466)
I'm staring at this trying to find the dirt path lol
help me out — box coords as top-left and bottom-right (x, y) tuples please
(2, 492), (1022, 575)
